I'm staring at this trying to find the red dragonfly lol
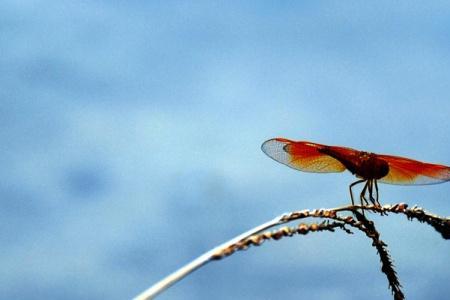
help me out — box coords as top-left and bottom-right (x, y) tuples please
(262, 138), (450, 208)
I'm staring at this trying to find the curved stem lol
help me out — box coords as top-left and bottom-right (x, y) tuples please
(133, 203), (448, 299)
(133, 215), (287, 300)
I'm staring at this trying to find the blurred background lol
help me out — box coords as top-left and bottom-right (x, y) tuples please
(1, 1), (449, 299)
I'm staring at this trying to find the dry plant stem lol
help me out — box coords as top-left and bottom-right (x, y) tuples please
(133, 215), (287, 300)
(337, 203), (450, 240)
(214, 208), (405, 300)
(352, 211), (404, 300)
(211, 221), (354, 259)
(134, 203), (449, 300)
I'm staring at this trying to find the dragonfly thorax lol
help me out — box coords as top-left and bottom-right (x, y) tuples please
(351, 152), (389, 180)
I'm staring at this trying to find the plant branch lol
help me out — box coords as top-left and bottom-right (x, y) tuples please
(352, 211), (403, 300)
(133, 215), (287, 300)
(211, 221), (353, 260)
(133, 203), (449, 300)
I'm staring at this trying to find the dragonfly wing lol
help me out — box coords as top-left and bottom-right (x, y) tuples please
(261, 138), (346, 173)
(378, 154), (450, 185)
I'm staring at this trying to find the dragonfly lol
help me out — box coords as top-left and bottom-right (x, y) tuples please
(262, 138), (450, 209)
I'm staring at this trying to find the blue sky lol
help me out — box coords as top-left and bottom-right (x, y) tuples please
(1, 1), (450, 299)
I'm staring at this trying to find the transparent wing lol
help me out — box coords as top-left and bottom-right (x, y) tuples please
(378, 154), (450, 185)
(261, 138), (346, 173)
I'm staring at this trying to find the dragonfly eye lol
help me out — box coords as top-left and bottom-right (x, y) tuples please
(375, 158), (390, 179)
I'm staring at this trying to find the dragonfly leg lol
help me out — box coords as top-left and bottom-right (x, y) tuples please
(349, 179), (366, 207)
(374, 180), (380, 206)
(373, 180), (386, 215)
(367, 180), (376, 205)
(360, 180), (370, 206)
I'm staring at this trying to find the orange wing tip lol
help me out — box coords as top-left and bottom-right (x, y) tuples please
(379, 163), (450, 185)
(380, 172), (450, 185)
(437, 166), (450, 181)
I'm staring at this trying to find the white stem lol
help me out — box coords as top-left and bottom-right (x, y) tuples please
(133, 214), (286, 300)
